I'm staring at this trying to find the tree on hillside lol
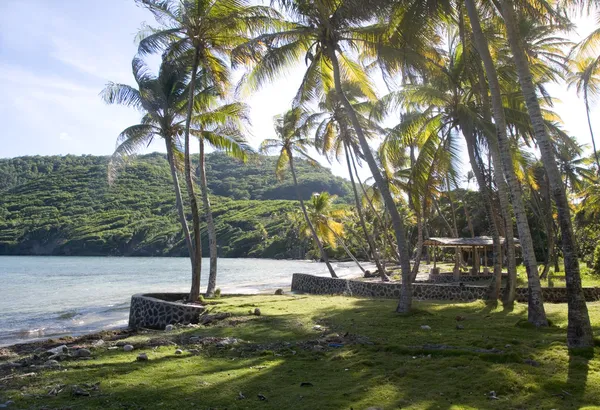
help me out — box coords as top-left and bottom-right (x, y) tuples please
(260, 108), (338, 277)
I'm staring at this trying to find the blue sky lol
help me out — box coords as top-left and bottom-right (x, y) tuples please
(0, 0), (597, 180)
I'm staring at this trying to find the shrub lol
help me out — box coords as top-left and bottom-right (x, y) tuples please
(592, 244), (600, 275)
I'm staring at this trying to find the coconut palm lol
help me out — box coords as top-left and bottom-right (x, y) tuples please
(311, 83), (388, 280)
(101, 58), (201, 301)
(135, 0), (280, 297)
(191, 100), (252, 296)
(306, 192), (366, 273)
(464, 0), (548, 325)
(260, 108), (337, 278)
(497, 0), (593, 346)
(233, 0), (419, 312)
(567, 56), (600, 171)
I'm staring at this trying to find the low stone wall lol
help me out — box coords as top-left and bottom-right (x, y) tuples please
(425, 274), (505, 283)
(291, 274), (600, 303)
(128, 293), (206, 329)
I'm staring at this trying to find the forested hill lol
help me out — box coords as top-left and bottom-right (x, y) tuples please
(0, 153), (352, 257)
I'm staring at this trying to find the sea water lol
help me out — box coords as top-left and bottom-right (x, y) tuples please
(0, 256), (370, 346)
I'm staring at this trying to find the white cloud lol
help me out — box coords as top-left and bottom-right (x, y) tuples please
(59, 132), (72, 141)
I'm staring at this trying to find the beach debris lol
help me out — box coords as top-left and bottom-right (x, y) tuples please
(136, 353), (149, 361)
(238, 392), (246, 400)
(73, 348), (91, 358)
(165, 324), (174, 332)
(257, 394), (267, 401)
(107, 346), (118, 351)
(46, 345), (68, 355)
(488, 391), (498, 400)
(123, 344), (134, 352)
(71, 385), (90, 397)
(199, 312), (232, 325)
(175, 349), (183, 355)
(456, 325), (465, 330)
(455, 315), (466, 321)
(420, 325), (431, 331)
(313, 325), (323, 331)
(274, 289), (284, 295)
(47, 384), (66, 396)
(92, 339), (105, 347)
(505, 344), (512, 348)
(328, 343), (344, 348)
(253, 308), (261, 316)
(43, 360), (60, 369)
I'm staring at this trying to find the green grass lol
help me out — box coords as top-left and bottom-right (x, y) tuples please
(2, 295), (600, 409)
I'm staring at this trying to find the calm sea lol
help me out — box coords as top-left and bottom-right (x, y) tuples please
(0, 256), (369, 347)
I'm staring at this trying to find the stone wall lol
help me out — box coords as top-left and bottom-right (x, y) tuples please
(291, 274), (600, 303)
(128, 293), (206, 329)
(424, 274), (505, 283)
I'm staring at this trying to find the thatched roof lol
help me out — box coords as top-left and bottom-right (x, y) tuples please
(423, 236), (520, 248)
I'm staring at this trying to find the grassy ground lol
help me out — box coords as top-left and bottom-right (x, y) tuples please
(1, 296), (600, 410)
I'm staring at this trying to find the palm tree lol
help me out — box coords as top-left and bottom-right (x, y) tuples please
(497, 0), (593, 347)
(567, 56), (600, 171)
(135, 0), (279, 298)
(464, 0), (548, 325)
(191, 100), (252, 296)
(306, 192), (366, 273)
(101, 58), (200, 301)
(260, 108), (337, 278)
(234, 0), (415, 312)
(311, 83), (388, 280)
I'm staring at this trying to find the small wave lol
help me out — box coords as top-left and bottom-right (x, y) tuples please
(57, 310), (80, 320)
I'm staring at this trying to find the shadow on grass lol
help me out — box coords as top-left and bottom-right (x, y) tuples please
(6, 296), (600, 410)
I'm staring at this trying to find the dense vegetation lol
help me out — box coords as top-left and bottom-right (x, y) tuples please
(0, 153), (352, 258)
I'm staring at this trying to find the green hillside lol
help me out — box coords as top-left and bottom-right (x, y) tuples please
(0, 153), (352, 258)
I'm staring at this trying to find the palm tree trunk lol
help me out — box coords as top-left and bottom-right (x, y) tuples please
(165, 139), (195, 269)
(328, 49), (412, 312)
(410, 206), (424, 282)
(584, 91), (600, 172)
(329, 226), (366, 274)
(344, 143), (388, 281)
(199, 139), (218, 297)
(288, 151), (337, 278)
(350, 151), (402, 263)
(461, 124), (503, 299)
(465, 0), (547, 325)
(499, 0), (592, 345)
(182, 46), (203, 301)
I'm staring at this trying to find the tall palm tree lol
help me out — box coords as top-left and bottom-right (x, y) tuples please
(234, 0), (416, 312)
(567, 56), (600, 171)
(260, 109), (338, 278)
(101, 58), (200, 301)
(464, 0), (548, 325)
(497, 0), (593, 347)
(135, 0), (279, 298)
(311, 83), (388, 280)
(191, 100), (252, 296)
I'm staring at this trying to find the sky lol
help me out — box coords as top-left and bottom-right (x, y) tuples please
(0, 0), (598, 181)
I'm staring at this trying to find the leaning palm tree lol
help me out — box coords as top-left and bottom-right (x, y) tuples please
(496, 0), (593, 347)
(234, 0), (416, 312)
(306, 192), (366, 273)
(260, 108), (338, 278)
(567, 56), (600, 171)
(135, 0), (279, 294)
(101, 58), (201, 301)
(191, 100), (252, 296)
(311, 83), (388, 280)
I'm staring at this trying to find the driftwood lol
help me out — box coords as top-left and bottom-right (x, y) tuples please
(198, 312), (232, 326)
